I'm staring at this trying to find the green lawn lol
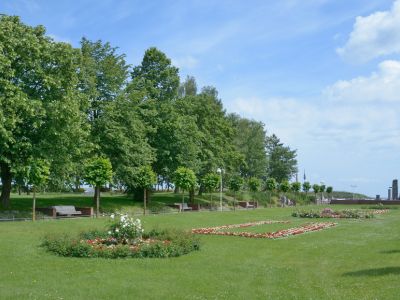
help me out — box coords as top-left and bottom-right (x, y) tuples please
(1, 202), (399, 299)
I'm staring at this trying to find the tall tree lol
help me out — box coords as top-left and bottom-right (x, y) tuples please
(176, 89), (237, 187)
(130, 47), (179, 103)
(97, 93), (155, 191)
(229, 114), (268, 178)
(0, 16), (89, 207)
(80, 38), (129, 122)
(266, 134), (298, 183)
(178, 75), (197, 97)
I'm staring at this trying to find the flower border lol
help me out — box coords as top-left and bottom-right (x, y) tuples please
(192, 220), (336, 239)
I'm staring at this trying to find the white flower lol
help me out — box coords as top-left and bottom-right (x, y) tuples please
(108, 231), (112, 235)
(110, 214), (115, 219)
(115, 228), (119, 233)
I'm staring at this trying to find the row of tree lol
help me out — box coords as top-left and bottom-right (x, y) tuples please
(0, 15), (298, 207)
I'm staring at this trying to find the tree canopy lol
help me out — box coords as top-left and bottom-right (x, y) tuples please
(0, 16), (301, 206)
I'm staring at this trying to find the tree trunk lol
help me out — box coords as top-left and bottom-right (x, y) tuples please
(143, 188), (146, 215)
(32, 186), (36, 221)
(233, 192), (236, 211)
(18, 185), (21, 195)
(93, 187), (99, 205)
(95, 186), (100, 218)
(0, 162), (12, 208)
(189, 188), (194, 204)
(198, 184), (204, 196)
(181, 191), (185, 212)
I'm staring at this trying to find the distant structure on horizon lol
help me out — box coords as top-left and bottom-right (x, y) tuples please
(392, 179), (398, 200)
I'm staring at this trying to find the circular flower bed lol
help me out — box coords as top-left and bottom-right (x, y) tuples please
(192, 220), (336, 239)
(42, 214), (200, 258)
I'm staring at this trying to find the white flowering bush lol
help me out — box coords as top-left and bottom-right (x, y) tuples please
(109, 213), (144, 243)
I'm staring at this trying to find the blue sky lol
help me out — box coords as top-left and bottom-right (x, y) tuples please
(2, 0), (400, 197)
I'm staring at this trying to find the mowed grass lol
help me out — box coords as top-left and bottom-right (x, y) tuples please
(1, 205), (400, 299)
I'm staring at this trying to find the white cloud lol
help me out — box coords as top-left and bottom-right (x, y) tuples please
(172, 55), (199, 69)
(228, 61), (400, 150)
(324, 60), (400, 103)
(337, 0), (400, 62)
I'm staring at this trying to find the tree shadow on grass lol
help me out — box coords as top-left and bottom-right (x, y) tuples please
(343, 267), (400, 277)
(380, 250), (400, 254)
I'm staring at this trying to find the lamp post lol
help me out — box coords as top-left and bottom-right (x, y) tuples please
(217, 168), (223, 212)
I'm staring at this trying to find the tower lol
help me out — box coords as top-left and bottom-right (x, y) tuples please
(392, 179), (398, 200)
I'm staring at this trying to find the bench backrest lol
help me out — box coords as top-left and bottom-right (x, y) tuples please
(52, 206), (78, 214)
(182, 203), (189, 209)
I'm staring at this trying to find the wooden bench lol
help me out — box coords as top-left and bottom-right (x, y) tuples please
(238, 201), (258, 209)
(36, 206), (93, 218)
(171, 203), (193, 212)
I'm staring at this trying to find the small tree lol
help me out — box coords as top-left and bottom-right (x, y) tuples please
(291, 181), (301, 204)
(326, 186), (333, 200)
(173, 167), (196, 209)
(84, 157), (113, 217)
(320, 184), (326, 201)
(265, 178), (277, 207)
(279, 180), (290, 206)
(136, 165), (157, 215)
(302, 181), (311, 195)
(202, 173), (220, 210)
(312, 184), (320, 204)
(228, 175), (243, 211)
(248, 177), (261, 209)
(27, 159), (50, 221)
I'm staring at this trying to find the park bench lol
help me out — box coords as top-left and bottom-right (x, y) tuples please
(53, 206), (82, 216)
(36, 206), (93, 218)
(171, 203), (193, 212)
(238, 201), (258, 209)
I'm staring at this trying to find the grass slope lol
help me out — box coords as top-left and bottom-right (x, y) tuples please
(1, 206), (399, 299)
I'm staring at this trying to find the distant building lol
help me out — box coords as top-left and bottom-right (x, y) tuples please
(392, 179), (398, 200)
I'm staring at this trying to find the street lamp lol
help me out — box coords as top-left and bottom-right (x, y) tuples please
(217, 168), (223, 212)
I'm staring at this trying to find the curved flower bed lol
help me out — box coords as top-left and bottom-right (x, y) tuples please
(192, 220), (336, 239)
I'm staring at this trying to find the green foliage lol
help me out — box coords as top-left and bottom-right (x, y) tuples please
(173, 167), (196, 192)
(27, 159), (50, 187)
(302, 181), (311, 193)
(228, 175), (243, 193)
(266, 134), (298, 182)
(130, 47), (180, 102)
(312, 184), (320, 194)
(326, 186), (333, 194)
(83, 157), (113, 187)
(202, 173), (220, 193)
(265, 178), (277, 192)
(278, 180), (290, 193)
(320, 185), (326, 193)
(229, 114), (268, 178)
(135, 166), (157, 189)
(0, 16), (89, 205)
(291, 182), (301, 193)
(248, 177), (261, 193)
